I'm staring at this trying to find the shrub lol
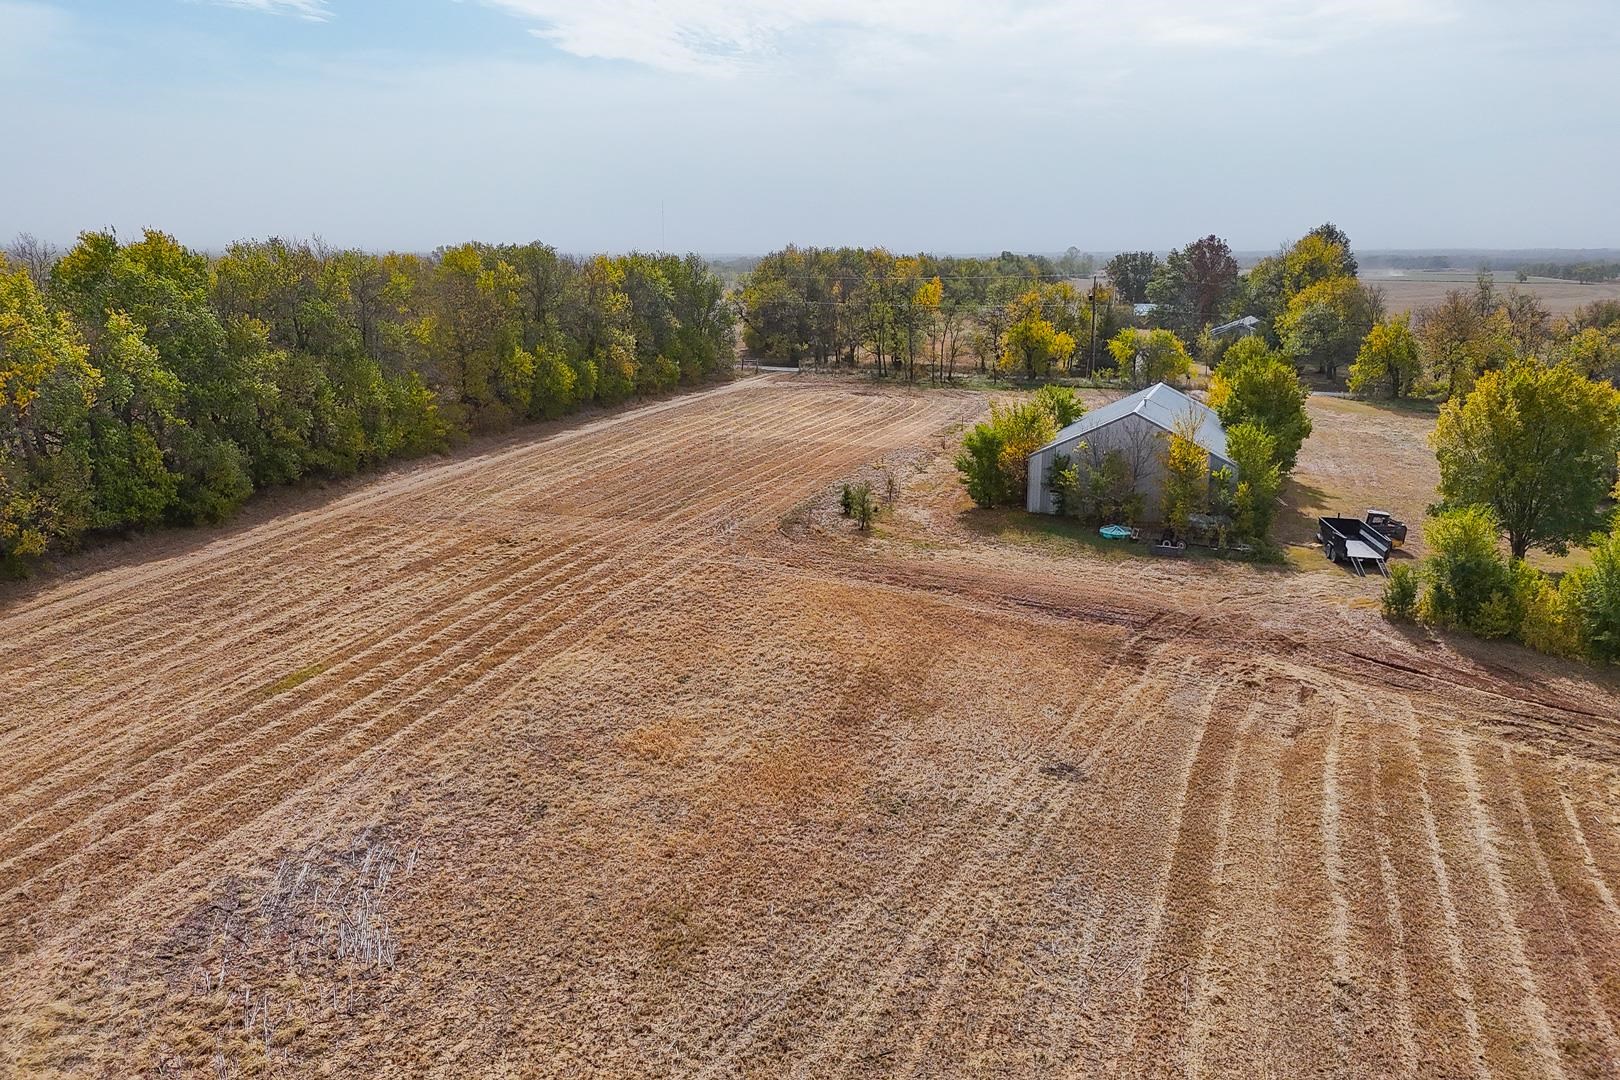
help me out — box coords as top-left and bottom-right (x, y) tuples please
(1421, 505), (1511, 631)
(1568, 521), (1620, 662)
(955, 392), (1070, 509)
(1381, 563), (1419, 621)
(635, 354), (681, 395)
(1473, 591), (1519, 639)
(1517, 571), (1586, 658)
(1224, 422), (1282, 542)
(1031, 384), (1083, 428)
(848, 482), (877, 531)
(1047, 454), (1080, 515)
(955, 423), (1010, 508)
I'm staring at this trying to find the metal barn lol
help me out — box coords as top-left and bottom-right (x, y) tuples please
(1025, 383), (1235, 516)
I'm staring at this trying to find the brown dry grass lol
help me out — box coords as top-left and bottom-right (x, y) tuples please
(1286, 395), (1593, 574)
(3, 374), (1620, 1077)
(1371, 274), (1620, 317)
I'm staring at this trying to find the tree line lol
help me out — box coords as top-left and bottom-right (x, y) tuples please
(735, 226), (1368, 388)
(736, 247), (1137, 380)
(1378, 358), (1620, 663)
(1516, 260), (1620, 284)
(0, 231), (734, 573)
(1351, 275), (1620, 402)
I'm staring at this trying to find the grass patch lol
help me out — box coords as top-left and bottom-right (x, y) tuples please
(255, 661), (329, 699)
(1284, 544), (1334, 572)
(1313, 394), (1441, 417)
(966, 509), (1196, 562)
(966, 507), (1290, 567)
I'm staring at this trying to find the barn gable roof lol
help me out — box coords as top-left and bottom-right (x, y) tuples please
(1034, 382), (1231, 464)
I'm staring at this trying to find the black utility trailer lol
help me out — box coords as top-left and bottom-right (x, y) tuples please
(1318, 516), (1393, 576)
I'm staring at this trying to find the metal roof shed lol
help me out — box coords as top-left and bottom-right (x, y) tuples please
(1025, 382), (1235, 515)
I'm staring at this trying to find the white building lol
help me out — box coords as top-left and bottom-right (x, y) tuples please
(1025, 382), (1235, 516)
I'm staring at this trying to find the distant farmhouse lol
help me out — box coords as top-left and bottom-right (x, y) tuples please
(1211, 315), (1262, 339)
(1026, 383), (1234, 515)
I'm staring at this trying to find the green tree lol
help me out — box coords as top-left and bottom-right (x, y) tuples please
(529, 345), (578, 419)
(1105, 252), (1158, 305)
(1421, 506), (1512, 631)
(50, 229), (257, 523)
(1299, 223), (1358, 278)
(1349, 315), (1422, 399)
(1431, 359), (1620, 557)
(1030, 384), (1083, 428)
(414, 244), (527, 431)
(991, 399), (1057, 501)
(1, 227), (731, 571)
(1, 260), (99, 569)
(1555, 326), (1620, 383)
(1276, 276), (1381, 381)
(1106, 328), (1193, 388)
(955, 423), (1009, 508)
(849, 481), (877, 530)
(85, 312), (180, 528)
(1567, 521), (1620, 661)
(954, 391), (1073, 508)
(1224, 421), (1282, 541)
(1415, 290), (1514, 401)
(1146, 235), (1239, 339)
(1207, 337), (1312, 472)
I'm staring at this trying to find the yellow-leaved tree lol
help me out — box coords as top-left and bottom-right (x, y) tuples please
(1160, 414), (1210, 531)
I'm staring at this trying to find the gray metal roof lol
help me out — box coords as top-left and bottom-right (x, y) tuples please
(1211, 315), (1261, 335)
(1034, 382), (1231, 463)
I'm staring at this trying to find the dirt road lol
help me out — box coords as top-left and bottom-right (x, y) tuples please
(3, 376), (1619, 1077)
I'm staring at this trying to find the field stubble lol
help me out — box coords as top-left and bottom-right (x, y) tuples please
(2, 375), (1619, 1077)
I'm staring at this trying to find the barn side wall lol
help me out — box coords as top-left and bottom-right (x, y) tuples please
(1027, 414), (1234, 519)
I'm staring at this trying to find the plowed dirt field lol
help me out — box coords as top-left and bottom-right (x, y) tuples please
(4, 375), (1620, 1078)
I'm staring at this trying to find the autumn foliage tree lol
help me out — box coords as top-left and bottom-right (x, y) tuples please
(1146, 235), (1240, 340)
(1207, 337), (1312, 472)
(955, 388), (1084, 508)
(0, 230), (734, 573)
(1431, 359), (1620, 557)
(1161, 416), (1211, 531)
(1106, 328), (1193, 389)
(1349, 315), (1422, 399)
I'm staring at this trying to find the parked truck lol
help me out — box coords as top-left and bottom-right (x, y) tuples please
(1365, 509), (1408, 547)
(1318, 515), (1394, 576)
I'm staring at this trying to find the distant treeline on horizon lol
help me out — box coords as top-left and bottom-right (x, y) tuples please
(712, 248), (1620, 282)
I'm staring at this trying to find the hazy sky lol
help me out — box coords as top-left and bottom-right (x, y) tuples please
(3, 0), (1617, 254)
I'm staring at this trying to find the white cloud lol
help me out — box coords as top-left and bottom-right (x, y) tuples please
(201, 0), (331, 21)
(477, 0), (1457, 76)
